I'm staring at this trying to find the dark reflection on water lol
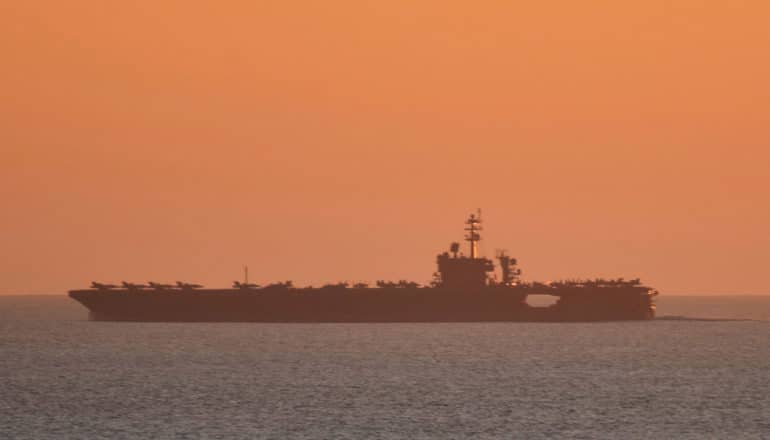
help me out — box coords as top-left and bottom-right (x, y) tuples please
(1, 295), (769, 439)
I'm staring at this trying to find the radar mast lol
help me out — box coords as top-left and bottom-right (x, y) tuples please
(464, 209), (482, 259)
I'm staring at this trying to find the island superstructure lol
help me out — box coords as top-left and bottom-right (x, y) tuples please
(69, 213), (658, 322)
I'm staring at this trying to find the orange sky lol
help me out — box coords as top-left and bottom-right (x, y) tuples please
(2, 1), (769, 294)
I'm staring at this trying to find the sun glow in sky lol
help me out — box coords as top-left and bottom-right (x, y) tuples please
(2, 1), (769, 294)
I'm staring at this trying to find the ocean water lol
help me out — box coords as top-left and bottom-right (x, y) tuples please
(1, 295), (769, 439)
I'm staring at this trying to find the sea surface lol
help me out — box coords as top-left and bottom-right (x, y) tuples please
(1, 295), (769, 439)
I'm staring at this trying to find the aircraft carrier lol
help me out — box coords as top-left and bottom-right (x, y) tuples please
(69, 213), (658, 322)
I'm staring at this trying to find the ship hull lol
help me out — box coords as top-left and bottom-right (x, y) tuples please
(69, 287), (655, 322)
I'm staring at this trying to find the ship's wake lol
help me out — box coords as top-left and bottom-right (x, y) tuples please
(656, 315), (762, 322)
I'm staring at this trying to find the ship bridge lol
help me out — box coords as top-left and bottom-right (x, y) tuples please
(436, 212), (496, 289)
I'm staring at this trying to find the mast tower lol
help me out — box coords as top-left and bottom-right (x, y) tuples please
(465, 209), (482, 258)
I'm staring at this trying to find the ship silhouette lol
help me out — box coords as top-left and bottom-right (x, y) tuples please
(69, 213), (658, 322)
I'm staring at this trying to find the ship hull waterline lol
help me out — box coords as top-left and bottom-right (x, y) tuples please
(69, 288), (656, 323)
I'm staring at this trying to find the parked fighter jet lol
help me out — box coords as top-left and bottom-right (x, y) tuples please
(121, 281), (148, 290)
(176, 281), (203, 290)
(148, 281), (174, 290)
(91, 282), (118, 290)
(233, 281), (260, 289)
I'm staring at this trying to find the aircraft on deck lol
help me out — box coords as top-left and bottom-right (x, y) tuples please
(148, 282), (175, 290)
(176, 281), (203, 290)
(233, 281), (260, 289)
(121, 281), (148, 290)
(91, 282), (118, 290)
